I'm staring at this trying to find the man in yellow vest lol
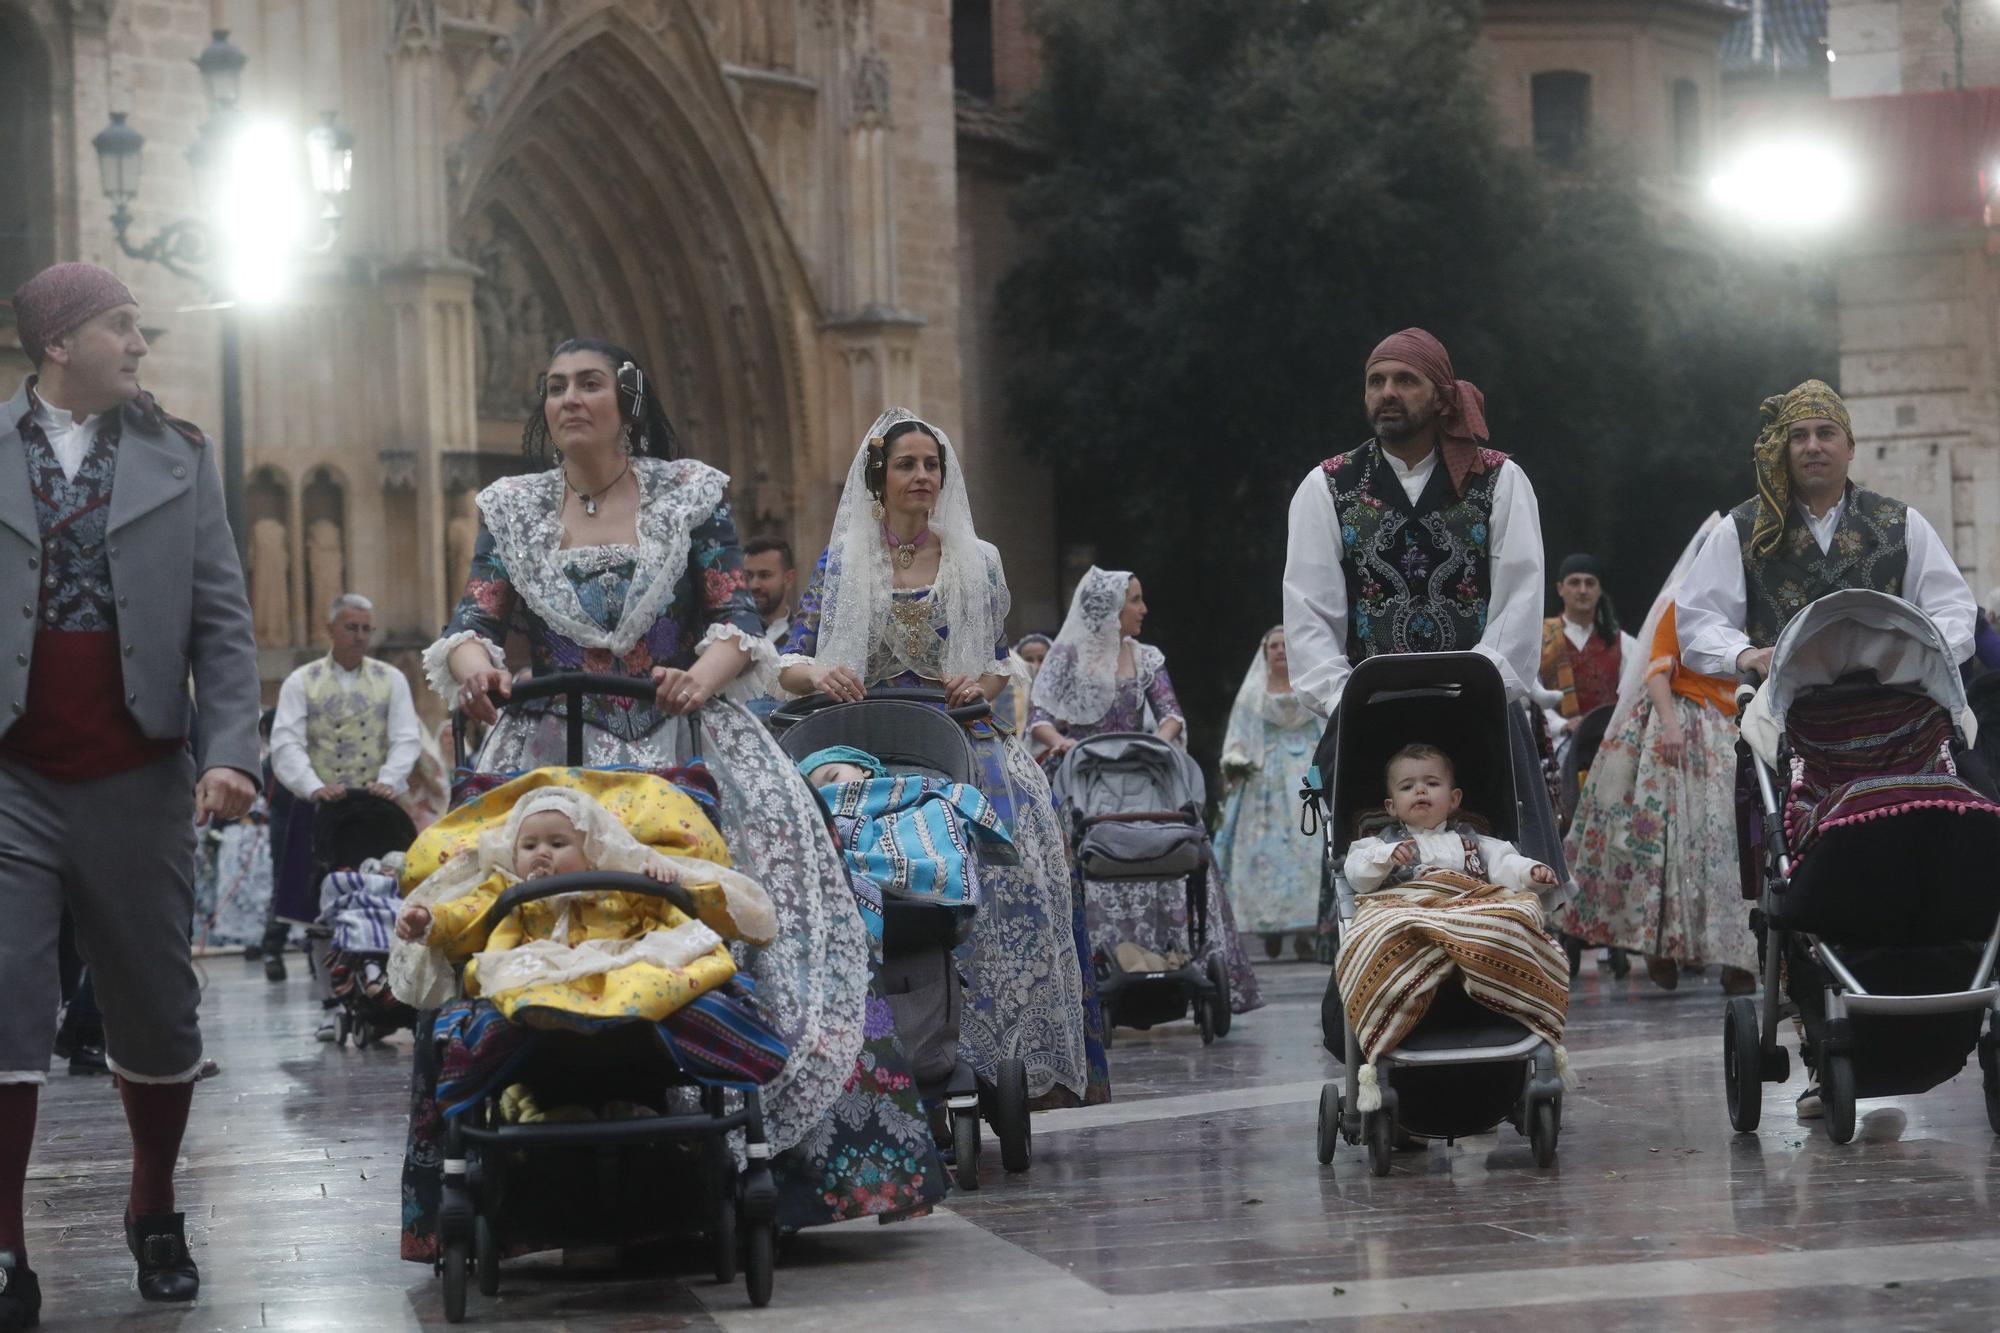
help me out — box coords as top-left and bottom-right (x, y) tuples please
(265, 594), (422, 1003)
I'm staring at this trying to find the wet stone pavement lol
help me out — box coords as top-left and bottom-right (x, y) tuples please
(25, 955), (2000, 1330)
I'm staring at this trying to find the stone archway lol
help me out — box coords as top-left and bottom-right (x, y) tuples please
(447, 2), (817, 535)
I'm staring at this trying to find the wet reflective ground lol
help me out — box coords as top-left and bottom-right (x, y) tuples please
(27, 957), (2000, 1329)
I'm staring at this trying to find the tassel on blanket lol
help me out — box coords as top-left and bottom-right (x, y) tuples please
(1356, 1062), (1382, 1113)
(1555, 1044), (1579, 1092)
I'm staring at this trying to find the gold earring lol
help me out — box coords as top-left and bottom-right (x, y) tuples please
(871, 498), (886, 523)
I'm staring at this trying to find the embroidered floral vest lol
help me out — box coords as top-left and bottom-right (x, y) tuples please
(1728, 486), (1907, 649)
(1323, 441), (1506, 663)
(301, 657), (395, 787)
(1540, 618), (1622, 718)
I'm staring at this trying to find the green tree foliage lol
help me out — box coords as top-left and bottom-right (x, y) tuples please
(1000, 0), (1833, 753)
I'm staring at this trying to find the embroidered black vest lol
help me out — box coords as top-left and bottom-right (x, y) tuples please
(1323, 441), (1505, 664)
(22, 418), (121, 633)
(1729, 485), (1907, 649)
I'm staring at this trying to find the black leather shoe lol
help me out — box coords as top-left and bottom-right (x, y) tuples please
(68, 1040), (108, 1076)
(0, 1250), (41, 1329)
(264, 953), (288, 982)
(125, 1213), (199, 1303)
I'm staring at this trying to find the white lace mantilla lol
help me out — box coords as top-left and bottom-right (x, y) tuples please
(477, 458), (728, 659)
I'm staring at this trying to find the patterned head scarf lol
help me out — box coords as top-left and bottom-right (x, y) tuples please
(1365, 328), (1492, 497)
(1749, 379), (1853, 558)
(1030, 566), (1133, 727)
(9, 262), (138, 365)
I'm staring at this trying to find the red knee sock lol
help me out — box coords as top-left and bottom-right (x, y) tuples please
(0, 1083), (36, 1259)
(118, 1078), (193, 1220)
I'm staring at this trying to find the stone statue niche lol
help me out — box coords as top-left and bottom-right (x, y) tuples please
(302, 470), (348, 646)
(247, 468), (292, 649)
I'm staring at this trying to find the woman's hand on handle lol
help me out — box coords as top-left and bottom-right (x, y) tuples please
(807, 663), (867, 703)
(941, 673), (984, 707)
(653, 667), (710, 716)
(452, 661), (512, 726)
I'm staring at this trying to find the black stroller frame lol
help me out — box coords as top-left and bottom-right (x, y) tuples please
(768, 686), (1032, 1192)
(1048, 732), (1232, 1046)
(433, 673), (778, 1320)
(1304, 652), (1565, 1175)
(1724, 647), (2000, 1145)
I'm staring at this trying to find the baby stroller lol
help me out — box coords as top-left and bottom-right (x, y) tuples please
(308, 793), (417, 1048)
(318, 858), (411, 1049)
(432, 674), (780, 1319)
(1048, 733), (1231, 1043)
(1724, 590), (2000, 1144)
(1305, 652), (1566, 1175)
(769, 686), (1032, 1191)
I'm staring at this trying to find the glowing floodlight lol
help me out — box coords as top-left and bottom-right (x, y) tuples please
(1707, 138), (1861, 233)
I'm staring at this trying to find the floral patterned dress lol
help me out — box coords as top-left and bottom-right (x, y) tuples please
(1556, 605), (1754, 972)
(1214, 692), (1322, 942)
(782, 548), (1111, 1109)
(1029, 655), (1265, 1014)
(403, 460), (944, 1258)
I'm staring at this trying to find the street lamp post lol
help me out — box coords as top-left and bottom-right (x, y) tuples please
(89, 29), (354, 568)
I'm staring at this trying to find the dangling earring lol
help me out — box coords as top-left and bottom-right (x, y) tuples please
(871, 498), (886, 523)
(619, 424), (634, 456)
(553, 445), (566, 468)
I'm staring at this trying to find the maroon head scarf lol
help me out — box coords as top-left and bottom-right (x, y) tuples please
(1365, 327), (1492, 496)
(9, 262), (138, 366)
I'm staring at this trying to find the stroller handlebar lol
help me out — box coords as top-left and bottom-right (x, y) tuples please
(480, 871), (700, 933)
(453, 672), (687, 768)
(773, 685), (992, 726)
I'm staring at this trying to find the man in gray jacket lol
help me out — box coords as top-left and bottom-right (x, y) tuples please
(0, 262), (259, 1327)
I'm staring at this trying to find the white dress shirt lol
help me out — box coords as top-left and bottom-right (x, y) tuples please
(1677, 497), (1977, 676)
(1344, 825), (1545, 897)
(762, 611), (792, 648)
(1283, 448), (1546, 717)
(269, 659), (426, 800)
(29, 396), (106, 482)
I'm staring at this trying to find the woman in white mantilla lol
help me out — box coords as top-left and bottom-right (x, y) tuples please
(1214, 626), (1321, 958)
(777, 408), (1109, 1107)
(1030, 568), (1264, 1014)
(411, 340), (945, 1244)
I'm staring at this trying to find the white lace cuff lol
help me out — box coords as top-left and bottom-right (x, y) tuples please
(774, 652), (819, 699)
(422, 630), (506, 704)
(698, 622), (778, 703)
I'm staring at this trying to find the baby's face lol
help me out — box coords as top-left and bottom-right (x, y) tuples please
(809, 762), (872, 787)
(515, 810), (589, 880)
(1385, 757), (1461, 831)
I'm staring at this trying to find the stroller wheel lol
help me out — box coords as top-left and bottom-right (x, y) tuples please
(712, 1183), (739, 1285)
(1315, 1084), (1340, 1165)
(474, 1214), (499, 1297)
(1529, 1098), (1559, 1168)
(1723, 997), (1763, 1133)
(335, 1011), (351, 1048)
(952, 1110), (981, 1191)
(993, 1057), (1032, 1174)
(353, 1019), (373, 1051)
(1822, 1054), (1857, 1145)
(1366, 1109), (1393, 1177)
(743, 1220), (775, 1308)
(1207, 956), (1232, 1039)
(441, 1237), (470, 1323)
(1195, 997), (1216, 1046)
(1985, 1077), (2000, 1138)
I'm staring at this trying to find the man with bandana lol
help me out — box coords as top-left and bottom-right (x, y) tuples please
(1284, 328), (1563, 1035)
(1677, 378), (1976, 1121)
(1540, 552), (1636, 740)
(0, 262), (260, 1325)
(1677, 379), (1976, 681)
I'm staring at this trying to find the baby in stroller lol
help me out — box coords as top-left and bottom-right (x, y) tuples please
(1338, 743), (1569, 1111)
(393, 782), (777, 1031)
(318, 852), (412, 1048)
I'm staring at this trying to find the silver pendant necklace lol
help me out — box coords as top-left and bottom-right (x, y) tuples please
(566, 461), (630, 517)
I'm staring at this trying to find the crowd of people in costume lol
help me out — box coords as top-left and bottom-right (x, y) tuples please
(2, 255), (1998, 1331)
